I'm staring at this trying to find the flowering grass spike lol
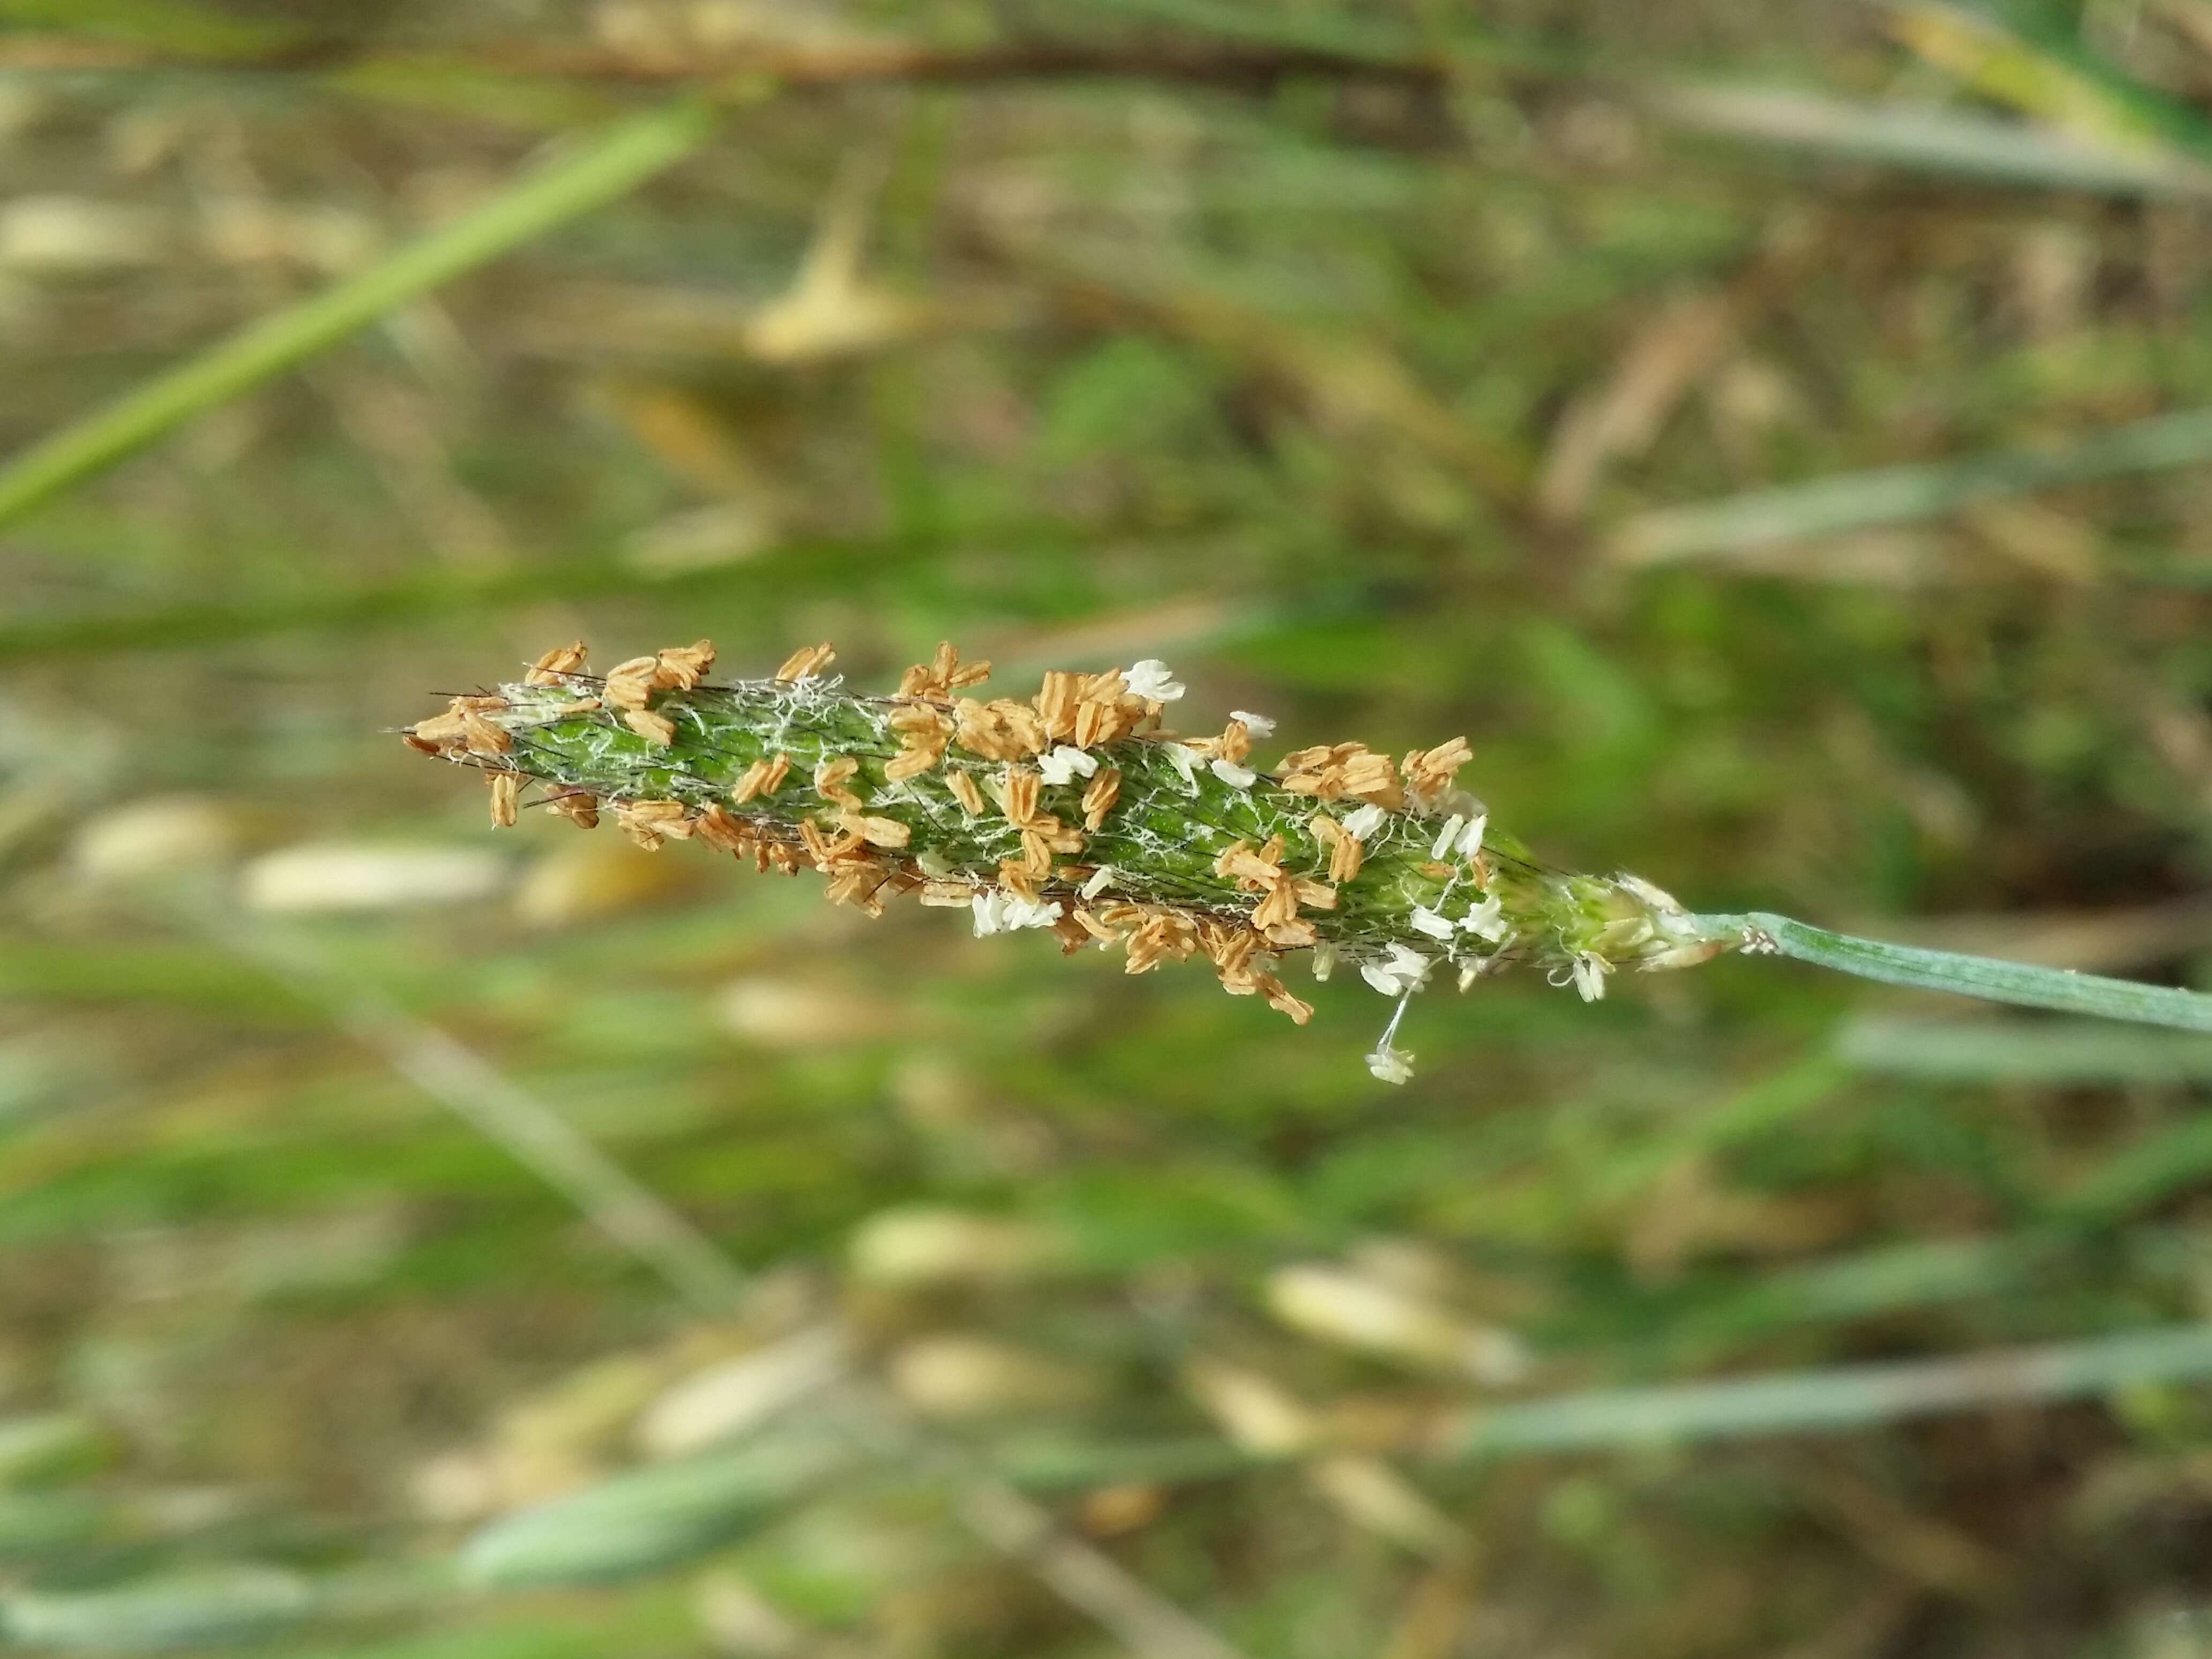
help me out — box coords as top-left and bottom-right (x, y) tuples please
(403, 638), (1733, 1081)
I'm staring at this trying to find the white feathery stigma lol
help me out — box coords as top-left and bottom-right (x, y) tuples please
(1360, 943), (1432, 998)
(1123, 660), (1185, 703)
(1571, 953), (1609, 1002)
(1162, 743), (1201, 794)
(972, 891), (1059, 936)
(1342, 804), (1387, 842)
(1036, 744), (1100, 785)
(1459, 893), (1507, 942)
(1409, 905), (1456, 941)
(1008, 896), (1064, 931)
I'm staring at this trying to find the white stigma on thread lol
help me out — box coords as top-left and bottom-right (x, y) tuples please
(1366, 993), (1416, 1085)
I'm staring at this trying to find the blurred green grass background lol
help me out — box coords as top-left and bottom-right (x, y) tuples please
(11, 1), (2212, 1654)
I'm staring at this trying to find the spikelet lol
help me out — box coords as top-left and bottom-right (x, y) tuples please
(624, 708), (676, 747)
(814, 757), (863, 811)
(654, 639), (715, 691)
(946, 771), (986, 816)
(525, 640), (588, 685)
(547, 790), (600, 830)
(899, 641), (989, 699)
(602, 656), (660, 712)
(616, 799), (690, 850)
(1401, 736), (1472, 808)
(842, 812), (913, 850)
(1309, 812), (1362, 883)
(887, 704), (954, 780)
(733, 754), (790, 804)
(1081, 767), (1120, 832)
(775, 642), (836, 682)
(692, 804), (753, 855)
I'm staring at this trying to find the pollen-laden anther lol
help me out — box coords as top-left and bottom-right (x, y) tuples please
(402, 639), (1724, 1080)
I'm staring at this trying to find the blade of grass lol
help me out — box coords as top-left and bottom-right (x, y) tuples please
(1699, 913), (2212, 1032)
(0, 99), (716, 531)
(2058, 1120), (2212, 1227)
(1000, 1318), (2212, 1469)
(1837, 1017), (2212, 1083)
(1443, 1321), (2212, 1456)
(1093, 0), (2212, 199)
(1890, 1), (2212, 168)
(0, 521), (1348, 663)
(459, 1428), (860, 1587)
(2, 1564), (320, 1653)
(1656, 1225), (2212, 1367)
(0, 0), (294, 54)
(1078, 0), (1425, 62)
(1650, 82), (2212, 198)
(1611, 407), (2212, 565)
(1676, 1232), (2074, 1343)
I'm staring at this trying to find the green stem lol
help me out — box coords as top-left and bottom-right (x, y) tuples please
(1697, 911), (2212, 1032)
(0, 99), (716, 530)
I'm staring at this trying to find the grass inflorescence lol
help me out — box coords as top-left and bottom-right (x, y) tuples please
(405, 638), (1722, 1079)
